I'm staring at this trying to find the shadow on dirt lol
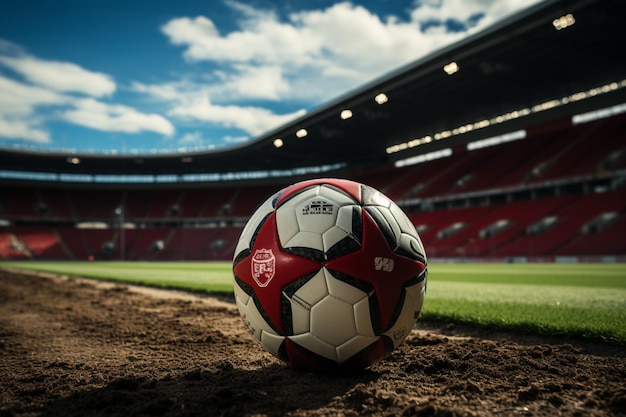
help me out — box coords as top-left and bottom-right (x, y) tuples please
(37, 362), (379, 417)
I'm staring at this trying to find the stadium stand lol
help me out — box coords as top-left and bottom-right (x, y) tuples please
(125, 227), (171, 260)
(177, 189), (211, 218)
(1, 113), (624, 261)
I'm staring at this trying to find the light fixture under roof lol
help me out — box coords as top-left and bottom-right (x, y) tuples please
(553, 13), (575, 30)
(66, 156), (81, 165)
(340, 109), (353, 120)
(273, 138), (284, 148)
(386, 79), (626, 156)
(443, 61), (459, 75)
(374, 93), (388, 104)
(296, 128), (308, 138)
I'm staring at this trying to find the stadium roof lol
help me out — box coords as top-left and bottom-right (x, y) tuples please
(1, 0), (625, 180)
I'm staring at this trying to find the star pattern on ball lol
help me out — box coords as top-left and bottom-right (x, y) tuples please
(326, 209), (426, 331)
(233, 212), (321, 334)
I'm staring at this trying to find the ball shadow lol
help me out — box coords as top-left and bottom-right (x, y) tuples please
(38, 361), (380, 417)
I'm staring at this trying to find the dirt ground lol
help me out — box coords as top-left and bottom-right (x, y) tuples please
(1, 268), (624, 417)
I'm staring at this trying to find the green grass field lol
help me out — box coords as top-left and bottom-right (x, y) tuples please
(2, 261), (625, 343)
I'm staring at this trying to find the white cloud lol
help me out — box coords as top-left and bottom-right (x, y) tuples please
(0, 116), (50, 143)
(132, 78), (303, 136)
(0, 39), (25, 56)
(412, 0), (544, 28)
(168, 93), (305, 136)
(0, 55), (116, 97)
(161, 11), (315, 65)
(289, 3), (426, 72)
(161, 0), (545, 104)
(133, 64), (290, 103)
(131, 81), (191, 101)
(62, 98), (175, 136)
(176, 131), (225, 150)
(0, 74), (69, 143)
(0, 49), (175, 143)
(0, 74), (69, 115)
(216, 65), (290, 100)
(178, 131), (204, 145)
(222, 134), (250, 144)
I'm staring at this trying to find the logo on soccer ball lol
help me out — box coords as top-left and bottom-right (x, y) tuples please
(302, 199), (334, 215)
(374, 257), (395, 272)
(251, 249), (275, 287)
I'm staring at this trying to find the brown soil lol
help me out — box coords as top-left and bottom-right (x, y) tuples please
(1, 268), (624, 417)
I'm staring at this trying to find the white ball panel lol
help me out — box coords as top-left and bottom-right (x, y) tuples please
(335, 205), (358, 233)
(390, 203), (418, 236)
(336, 335), (379, 363)
(234, 295), (249, 327)
(322, 205), (359, 252)
(275, 206), (299, 247)
(322, 226), (349, 253)
(233, 280), (250, 306)
(291, 268), (329, 306)
(382, 307), (414, 349)
(289, 333), (338, 362)
(277, 185), (357, 234)
(368, 189), (392, 208)
(233, 194), (276, 256)
(326, 274), (368, 305)
(276, 188), (323, 243)
(284, 231), (324, 252)
(353, 297), (376, 337)
(310, 297), (356, 346)
(289, 298), (311, 334)
(376, 206), (402, 246)
(399, 233), (427, 260)
(260, 331), (286, 358)
(406, 279), (427, 312)
(295, 197), (339, 234)
(382, 280), (427, 349)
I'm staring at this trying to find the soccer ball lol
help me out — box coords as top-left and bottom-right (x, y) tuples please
(232, 178), (427, 371)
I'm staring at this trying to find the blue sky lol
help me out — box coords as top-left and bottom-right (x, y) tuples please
(0, 0), (542, 155)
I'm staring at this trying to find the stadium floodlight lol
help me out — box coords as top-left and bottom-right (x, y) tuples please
(340, 109), (353, 120)
(374, 93), (388, 104)
(553, 13), (575, 30)
(273, 138), (284, 148)
(66, 157), (81, 165)
(295, 128), (308, 138)
(443, 61), (459, 75)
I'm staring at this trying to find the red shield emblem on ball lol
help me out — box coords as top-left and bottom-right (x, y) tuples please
(251, 248), (275, 287)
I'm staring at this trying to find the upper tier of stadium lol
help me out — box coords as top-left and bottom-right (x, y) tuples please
(1, 0), (625, 183)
